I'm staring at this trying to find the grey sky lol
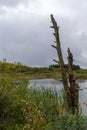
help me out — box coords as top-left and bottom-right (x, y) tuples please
(0, 0), (87, 68)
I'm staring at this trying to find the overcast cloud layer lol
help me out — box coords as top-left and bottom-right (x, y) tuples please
(0, 0), (87, 68)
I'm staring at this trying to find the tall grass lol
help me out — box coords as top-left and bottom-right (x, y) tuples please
(0, 77), (87, 129)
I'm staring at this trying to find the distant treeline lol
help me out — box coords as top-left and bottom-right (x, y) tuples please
(49, 64), (80, 70)
(0, 61), (80, 73)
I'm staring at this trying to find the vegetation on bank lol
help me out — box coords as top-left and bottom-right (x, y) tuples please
(0, 61), (87, 129)
(0, 77), (87, 130)
(0, 61), (87, 80)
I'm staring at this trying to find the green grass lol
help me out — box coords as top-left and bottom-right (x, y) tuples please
(0, 61), (87, 80)
(0, 63), (87, 80)
(74, 69), (87, 79)
(0, 77), (87, 130)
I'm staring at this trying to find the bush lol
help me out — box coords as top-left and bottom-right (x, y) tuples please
(0, 78), (29, 129)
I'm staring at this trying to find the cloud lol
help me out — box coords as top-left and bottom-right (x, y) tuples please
(0, 0), (29, 7)
(0, 0), (87, 68)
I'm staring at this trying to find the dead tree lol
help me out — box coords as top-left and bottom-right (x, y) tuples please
(50, 14), (79, 113)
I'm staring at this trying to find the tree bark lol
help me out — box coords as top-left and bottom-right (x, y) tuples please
(50, 14), (79, 113)
(67, 48), (79, 113)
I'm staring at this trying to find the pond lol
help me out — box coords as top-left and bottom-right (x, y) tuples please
(28, 78), (87, 115)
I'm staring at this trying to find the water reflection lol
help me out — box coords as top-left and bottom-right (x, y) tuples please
(29, 78), (63, 92)
(29, 78), (87, 115)
(78, 80), (87, 115)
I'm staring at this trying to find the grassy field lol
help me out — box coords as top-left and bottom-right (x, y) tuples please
(74, 69), (87, 80)
(0, 61), (87, 80)
(0, 68), (87, 81)
(19, 69), (87, 80)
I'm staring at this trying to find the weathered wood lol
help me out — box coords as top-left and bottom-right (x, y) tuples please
(50, 14), (70, 111)
(67, 48), (79, 113)
(51, 45), (57, 49)
(50, 14), (79, 113)
(53, 59), (59, 64)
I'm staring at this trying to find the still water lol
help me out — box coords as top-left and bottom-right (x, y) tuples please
(29, 78), (87, 115)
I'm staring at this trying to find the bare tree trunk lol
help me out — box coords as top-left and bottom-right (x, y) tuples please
(50, 14), (79, 113)
(67, 48), (79, 113)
